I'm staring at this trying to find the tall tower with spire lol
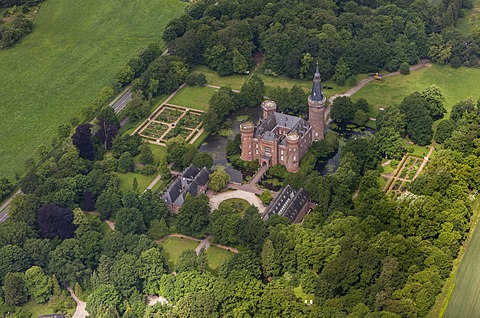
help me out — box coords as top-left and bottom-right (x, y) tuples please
(308, 64), (326, 142)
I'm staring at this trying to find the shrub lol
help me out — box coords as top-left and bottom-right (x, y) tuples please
(399, 62), (410, 75)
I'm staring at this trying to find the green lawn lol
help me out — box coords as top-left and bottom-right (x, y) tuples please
(352, 64), (480, 118)
(457, 0), (480, 34)
(403, 140), (430, 158)
(193, 65), (248, 90)
(0, 0), (186, 180)
(260, 74), (365, 100)
(117, 172), (156, 193)
(219, 198), (250, 214)
(22, 299), (75, 317)
(159, 236), (200, 270)
(168, 85), (217, 111)
(205, 246), (235, 275)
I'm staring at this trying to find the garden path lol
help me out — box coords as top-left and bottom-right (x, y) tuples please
(208, 189), (266, 213)
(66, 285), (89, 318)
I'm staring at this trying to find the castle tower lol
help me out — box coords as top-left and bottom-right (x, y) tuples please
(261, 100), (277, 119)
(286, 132), (300, 173)
(308, 64), (326, 141)
(240, 122), (255, 161)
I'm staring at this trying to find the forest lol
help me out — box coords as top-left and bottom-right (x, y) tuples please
(163, 0), (479, 82)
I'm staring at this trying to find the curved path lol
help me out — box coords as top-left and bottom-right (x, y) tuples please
(209, 189), (266, 213)
(66, 285), (89, 318)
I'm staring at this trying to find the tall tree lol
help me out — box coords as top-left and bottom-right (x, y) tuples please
(177, 194), (210, 236)
(37, 205), (76, 240)
(24, 266), (52, 303)
(72, 124), (95, 160)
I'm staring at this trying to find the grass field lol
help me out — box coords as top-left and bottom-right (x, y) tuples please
(168, 85), (217, 111)
(352, 64), (480, 118)
(458, 0), (480, 34)
(205, 246), (235, 275)
(219, 198), (250, 214)
(0, 0), (186, 180)
(442, 198), (480, 317)
(159, 236), (199, 270)
(22, 299), (75, 317)
(403, 141), (431, 158)
(117, 172), (156, 193)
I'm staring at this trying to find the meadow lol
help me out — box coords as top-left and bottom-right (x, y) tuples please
(351, 64), (480, 117)
(0, 0), (186, 180)
(159, 236), (199, 270)
(205, 246), (235, 275)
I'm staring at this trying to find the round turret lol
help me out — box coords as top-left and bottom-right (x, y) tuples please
(286, 132), (299, 144)
(240, 122), (254, 133)
(261, 100), (277, 119)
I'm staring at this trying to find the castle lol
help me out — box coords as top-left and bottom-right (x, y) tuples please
(240, 65), (326, 173)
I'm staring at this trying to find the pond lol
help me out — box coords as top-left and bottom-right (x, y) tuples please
(199, 107), (263, 183)
(315, 125), (375, 175)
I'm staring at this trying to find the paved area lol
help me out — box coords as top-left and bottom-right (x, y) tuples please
(209, 189), (266, 213)
(110, 87), (132, 114)
(66, 285), (89, 318)
(145, 174), (162, 191)
(0, 189), (22, 223)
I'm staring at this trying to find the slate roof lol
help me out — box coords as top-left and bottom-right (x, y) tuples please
(310, 63), (324, 102)
(263, 185), (310, 222)
(254, 112), (310, 141)
(163, 164), (212, 207)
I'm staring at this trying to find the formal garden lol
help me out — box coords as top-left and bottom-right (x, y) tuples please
(138, 105), (204, 145)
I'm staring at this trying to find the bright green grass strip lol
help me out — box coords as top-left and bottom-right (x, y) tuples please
(117, 172), (155, 193)
(0, 0), (186, 180)
(351, 64), (480, 118)
(205, 246), (235, 275)
(22, 298), (75, 317)
(159, 236), (199, 270)
(168, 85), (217, 111)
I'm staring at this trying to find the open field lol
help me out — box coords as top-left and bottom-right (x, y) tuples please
(169, 85), (217, 111)
(22, 298), (75, 317)
(352, 64), (480, 118)
(205, 246), (235, 275)
(443, 198), (480, 317)
(159, 236), (199, 270)
(458, 0), (480, 34)
(117, 172), (155, 193)
(0, 0), (186, 180)
(192, 66), (248, 90)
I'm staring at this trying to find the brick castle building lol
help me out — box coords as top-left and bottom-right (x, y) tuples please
(240, 65), (326, 172)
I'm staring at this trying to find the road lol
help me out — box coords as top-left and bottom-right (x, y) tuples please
(0, 189), (21, 223)
(66, 285), (89, 318)
(110, 87), (132, 114)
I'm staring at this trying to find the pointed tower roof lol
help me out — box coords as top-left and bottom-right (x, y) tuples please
(310, 63), (324, 102)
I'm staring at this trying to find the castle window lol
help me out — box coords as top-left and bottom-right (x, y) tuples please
(294, 156), (296, 160)
(281, 156), (284, 160)
(256, 150), (258, 154)
(281, 151), (284, 154)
